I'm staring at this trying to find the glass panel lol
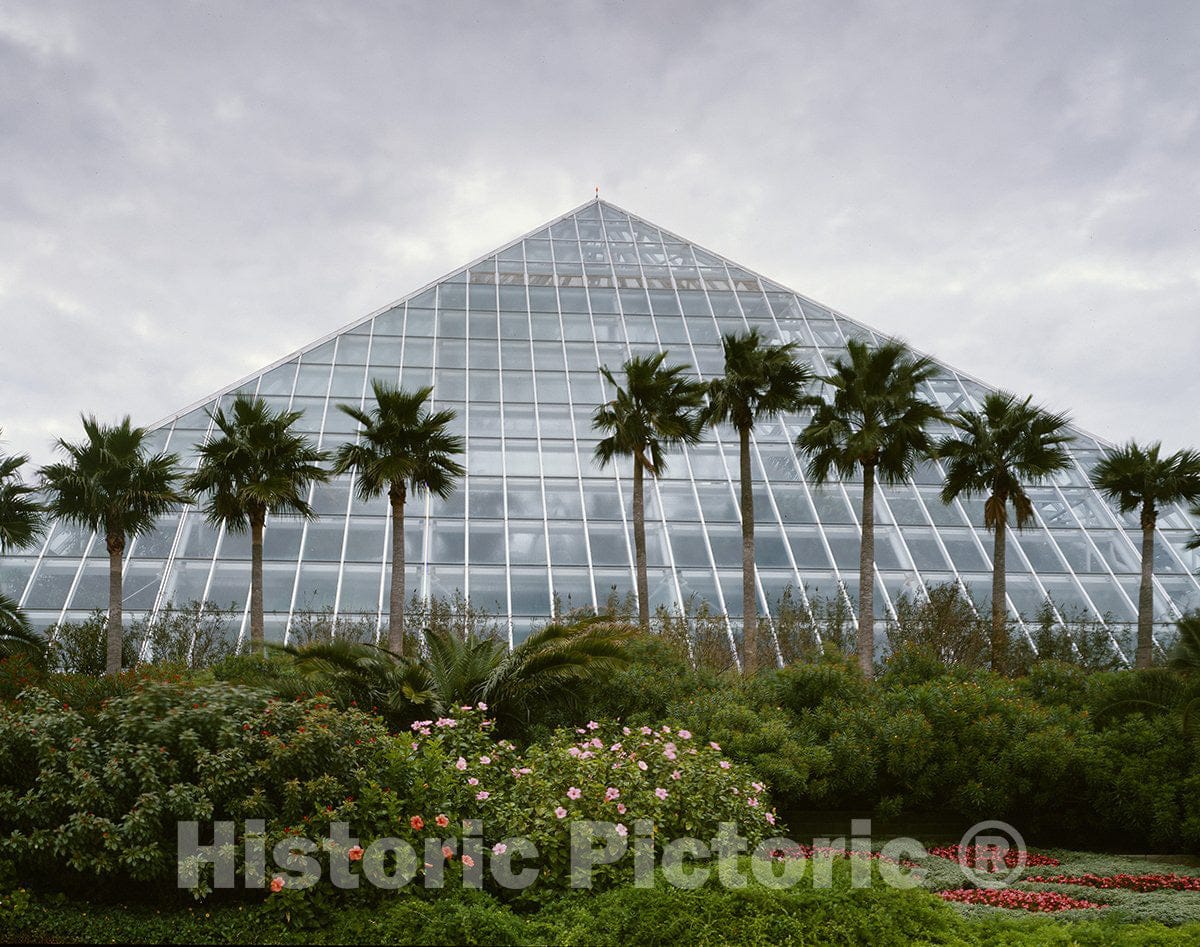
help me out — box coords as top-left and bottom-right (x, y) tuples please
(302, 518), (347, 561)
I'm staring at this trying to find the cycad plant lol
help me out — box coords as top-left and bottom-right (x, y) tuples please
(593, 352), (706, 630)
(187, 397), (329, 649)
(332, 382), (464, 656)
(937, 392), (1074, 674)
(796, 339), (942, 677)
(1091, 441), (1200, 668)
(702, 329), (812, 672)
(40, 416), (186, 673)
(271, 616), (633, 731)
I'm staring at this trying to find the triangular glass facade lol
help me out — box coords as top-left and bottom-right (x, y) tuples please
(8, 199), (1200, 660)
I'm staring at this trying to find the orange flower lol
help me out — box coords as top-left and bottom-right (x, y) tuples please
(348, 845), (364, 862)
(435, 814), (449, 828)
(410, 815), (425, 830)
(270, 876), (284, 893)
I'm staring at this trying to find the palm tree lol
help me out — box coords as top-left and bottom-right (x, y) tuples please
(40, 416), (186, 674)
(593, 352), (706, 630)
(0, 436), (45, 662)
(1, 435), (44, 552)
(187, 396), (329, 650)
(701, 330), (812, 672)
(937, 392), (1074, 674)
(1091, 441), (1200, 668)
(332, 381), (465, 656)
(795, 339), (942, 678)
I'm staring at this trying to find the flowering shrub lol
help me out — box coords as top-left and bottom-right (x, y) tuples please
(1024, 872), (1200, 892)
(0, 682), (406, 890)
(937, 888), (1106, 912)
(926, 844), (1060, 871)
(425, 711), (776, 900)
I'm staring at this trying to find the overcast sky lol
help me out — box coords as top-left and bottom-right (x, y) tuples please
(2, 1), (1198, 470)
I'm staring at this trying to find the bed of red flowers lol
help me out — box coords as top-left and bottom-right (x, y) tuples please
(769, 844), (904, 864)
(937, 888), (1106, 912)
(1024, 872), (1200, 892)
(927, 844), (1060, 871)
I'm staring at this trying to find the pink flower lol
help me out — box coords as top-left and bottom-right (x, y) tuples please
(610, 742), (622, 752)
(492, 842), (507, 855)
(671, 770), (682, 780)
(748, 797), (759, 808)
(752, 782), (764, 793)
(709, 741), (721, 751)
(615, 823), (628, 837)
(617, 802), (626, 814)
(640, 726), (652, 735)
(568, 746), (582, 758)
(637, 760), (648, 771)
(587, 721), (600, 730)
(719, 761), (731, 770)
(555, 806), (568, 819)
(655, 787), (669, 800)
(455, 757), (468, 771)
(348, 845), (364, 861)
(479, 755), (491, 765)
(477, 702), (488, 710)
(604, 786), (620, 801)
(765, 812), (776, 826)
(435, 814), (449, 828)
(590, 738), (603, 749)
(468, 777), (479, 786)
(622, 726), (631, 735)
(270, 876), (285, 893)
(461, 854), (475, 868)
(442, 845), (454, 860)
(476, 790), (489, 801)
(678, 730), (692, 740)
(567, 786), (582, 800)
(409, 815), (425, 830)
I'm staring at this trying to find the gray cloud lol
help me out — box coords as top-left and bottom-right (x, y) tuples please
(1, 0), (1198, 467)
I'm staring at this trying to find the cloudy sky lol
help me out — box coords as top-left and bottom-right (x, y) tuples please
(2, 0), (1198, 468)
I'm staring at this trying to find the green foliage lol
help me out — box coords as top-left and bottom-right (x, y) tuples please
(0, 681), (393, 891)
(549, 863), (960, 947)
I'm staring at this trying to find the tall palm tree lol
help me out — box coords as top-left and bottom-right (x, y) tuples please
(701, 330), (812, 672)
(1, 435), (44, 552)
(593, 352), (706, 630)
(795, 339), (942, 678)
(0, 436), (45, 661)
(1091, 441), (1200, 668)
(40, 416), (186, 674)
(937, 392), (1074, 674)
(332, 381), (465, 656)
(187, 396), (329, 650)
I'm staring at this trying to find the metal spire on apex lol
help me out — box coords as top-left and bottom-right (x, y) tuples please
(595, 184), (600, 199)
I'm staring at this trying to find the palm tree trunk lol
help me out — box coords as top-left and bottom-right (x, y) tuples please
(250, 513), (265, 651)
(388, 485), (406, 656)
(105, 531), (124, 675)
(991, 514), (1007, 675)
(632, 455), (649, 631)
(857, 461), (875, 679)
(1137, 503), (1156, 669)
(739, 425), (757, 673)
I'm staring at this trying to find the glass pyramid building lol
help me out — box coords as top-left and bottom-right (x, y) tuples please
(7, 199), (1199, 660)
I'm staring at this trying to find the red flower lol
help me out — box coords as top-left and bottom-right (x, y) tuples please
(410, 815), (425, 830)
(270, 876), (285, 893)
(347, 845), (364, 862)
(937, 888), (1104, 912)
